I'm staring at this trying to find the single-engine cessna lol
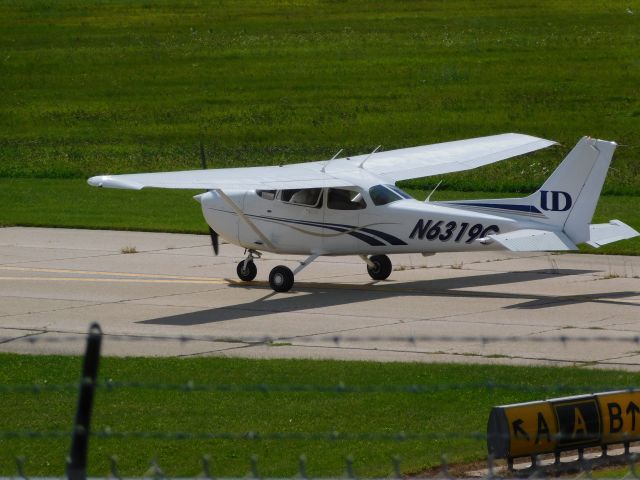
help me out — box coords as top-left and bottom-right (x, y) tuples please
(89, 134), (638, 292)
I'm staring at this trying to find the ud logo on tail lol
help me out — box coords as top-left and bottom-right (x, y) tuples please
(540, 190), (572, 212)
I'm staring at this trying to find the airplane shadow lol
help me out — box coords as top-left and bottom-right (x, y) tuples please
(138, 268), (639, 326)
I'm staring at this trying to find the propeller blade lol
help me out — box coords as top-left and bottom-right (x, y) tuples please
(208, 227), (219, 255)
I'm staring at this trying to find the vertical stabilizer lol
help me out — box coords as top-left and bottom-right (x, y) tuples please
(525, 137), (616, 243)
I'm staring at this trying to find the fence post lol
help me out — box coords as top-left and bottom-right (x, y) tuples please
(66, 323), (103, 480)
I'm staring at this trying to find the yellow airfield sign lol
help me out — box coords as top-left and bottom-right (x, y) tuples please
(598, 391), (640, 444)
(501, 400), (558, 457)
(487, 390), (640, 459)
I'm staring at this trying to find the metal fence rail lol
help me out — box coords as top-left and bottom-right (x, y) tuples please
(5, 333), (640, 345)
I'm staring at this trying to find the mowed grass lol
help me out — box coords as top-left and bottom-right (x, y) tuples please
(1, 353), (640, 477)
(0, 0), (638, 194)
(1, 178), (638, 255)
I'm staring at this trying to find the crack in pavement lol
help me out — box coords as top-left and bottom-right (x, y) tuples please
(0, 330), (46, 345)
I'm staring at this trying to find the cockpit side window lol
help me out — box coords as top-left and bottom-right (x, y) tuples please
(279, 188), (323, 208)
(387, 184), (412, 199)
(328, 188), (367, 210)
(256, 190), (276, 200)
(368, 184), (411, 206)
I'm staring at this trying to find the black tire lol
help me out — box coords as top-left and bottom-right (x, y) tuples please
(269, 265), (294, 292)
(237, 260), (257, 281)
(367, 254), (392, 280)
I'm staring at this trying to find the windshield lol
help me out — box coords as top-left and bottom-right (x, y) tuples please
(368, 184), (411, 206)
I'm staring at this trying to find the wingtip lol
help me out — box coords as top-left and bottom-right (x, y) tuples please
(87, 175), (143, 190)
(87, 175), (106, 187)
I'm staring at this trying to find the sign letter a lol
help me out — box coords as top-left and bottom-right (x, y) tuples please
(572, 408), (587, 438)
(535, 412), (551, 444)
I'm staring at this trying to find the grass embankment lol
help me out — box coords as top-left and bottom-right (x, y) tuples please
(0, 0), (638, 191)
(1, 354), (639, 477)
(1, 178), (638, 255)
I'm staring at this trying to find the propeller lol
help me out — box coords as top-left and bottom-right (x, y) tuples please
(208, 226), (219, 255)
(200, 140), (220, 255)
(200, 140), (217, 255)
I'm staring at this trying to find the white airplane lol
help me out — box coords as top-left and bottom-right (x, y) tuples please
(89, 134), (638, 292)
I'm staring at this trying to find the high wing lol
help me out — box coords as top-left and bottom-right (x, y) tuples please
(88, 133), (556, 191)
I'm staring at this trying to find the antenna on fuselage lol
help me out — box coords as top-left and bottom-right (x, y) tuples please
(425, 180), (443, 202)
(321, 148), (344, 173)
(358, 145), (381, 169)
(199, 140), (208, 169)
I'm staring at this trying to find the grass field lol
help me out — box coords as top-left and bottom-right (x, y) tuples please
(0, 0), (638, 190)
(1, 353), (640, 477)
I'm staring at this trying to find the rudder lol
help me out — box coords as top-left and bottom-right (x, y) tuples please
(525, 137), (616, 243)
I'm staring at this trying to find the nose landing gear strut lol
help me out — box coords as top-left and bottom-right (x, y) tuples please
(235, 251), (320, 293)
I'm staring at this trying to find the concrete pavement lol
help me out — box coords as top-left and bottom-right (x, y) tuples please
(0, 227), (639, 368)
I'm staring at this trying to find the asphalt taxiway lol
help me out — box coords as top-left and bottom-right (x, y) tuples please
(0, 227), (639, 368)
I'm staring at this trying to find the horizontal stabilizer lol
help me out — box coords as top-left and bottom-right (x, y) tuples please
(587, 220), (639, 247)
(488, 229), (578, 252)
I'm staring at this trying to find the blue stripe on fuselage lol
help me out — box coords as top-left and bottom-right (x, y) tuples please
(452, 202), (542, 214)
(247, 214), (405, 247)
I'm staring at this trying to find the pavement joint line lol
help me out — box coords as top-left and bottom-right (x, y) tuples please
(117, 288), (228, 305)
(0, 265), (230, 281)
(0, 244), (113, 253)
(596, 352), (640, 362)
(176, 343), (257, 358)
(0, 276), (230, 285)
(0, 330), (46, 345)
(0, 251), (136, 266)
(235, 303), (511, 335)
(279, 343), (603, 366)
(135, 243), (212, 253)
(0, 302), (104, 319)
(0, 285), (223, 321)
(127, 300), (458, 323)
(122, 302), (538, 329)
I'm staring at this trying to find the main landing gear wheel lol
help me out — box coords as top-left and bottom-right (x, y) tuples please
(367, 254), (392, 280)
(269, 265), (294, 292)
(236, 260), (257, 281)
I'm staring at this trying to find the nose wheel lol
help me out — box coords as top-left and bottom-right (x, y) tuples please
(236, 249), (261, 282)
(236, 259), (257, 281)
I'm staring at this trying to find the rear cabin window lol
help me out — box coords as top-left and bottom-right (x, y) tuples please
(327, 188), (367, 210)
(256, 190), (276, 200)
(280, 188), (323, 208)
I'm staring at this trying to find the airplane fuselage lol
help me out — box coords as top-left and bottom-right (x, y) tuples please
(198, 186), (537, 256)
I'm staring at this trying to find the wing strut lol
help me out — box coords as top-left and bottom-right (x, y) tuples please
(214, 189), (276, 251)
(293, 253), (320, 275)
